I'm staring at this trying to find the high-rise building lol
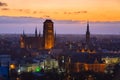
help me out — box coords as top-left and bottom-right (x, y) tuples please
(43, 19), (54, 49)
(86, 21), (90, 44)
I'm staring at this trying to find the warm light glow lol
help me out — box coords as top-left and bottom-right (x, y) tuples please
(81, 49), (85, 53)
(44, 20), (54, 49)
(20, 42), (25, 48)
(45, 44), (53, 49)
(10, 64), (15, 69)
(73, 62), (105, 72)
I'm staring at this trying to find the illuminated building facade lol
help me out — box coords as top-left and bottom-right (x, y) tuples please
(43, 19), (54, 49)
(20, 28), (42, 49)
(59, 56), (105, 73)
(20, 19), (55, 49)
(102, 57), (120, 64)
(73, 62), (105, 73)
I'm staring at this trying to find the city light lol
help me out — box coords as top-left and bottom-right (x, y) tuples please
(10, 64), (15, 69)
(35, 66), (42, 72)
(0, 22), (119, 80)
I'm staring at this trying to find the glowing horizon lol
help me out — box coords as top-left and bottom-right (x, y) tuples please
(0, 0), (120, 22)
(0, 0), (120, 34)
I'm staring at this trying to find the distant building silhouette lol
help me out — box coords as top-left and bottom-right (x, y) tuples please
(86, 21), (90, 45)
(20, 19), (55, 50)
(20, 28), (42, 49)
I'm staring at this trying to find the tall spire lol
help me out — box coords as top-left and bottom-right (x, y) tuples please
(23, 30), (25, 36)
(35, 27), (37, 37)
(87, 21), (89, 32)
(86, 21), (90, 44)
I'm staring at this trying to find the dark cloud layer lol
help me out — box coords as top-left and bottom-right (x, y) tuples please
(0, 16), (120, 25)
(64, 11), (87, 15)
(0, 16), (44, 24)
(0, 16), (81, 24)
(43, 15), (50, 18)
(0, 8), (45, 15)
(0, 1), (7, 6)
(1, 8), (9, 10)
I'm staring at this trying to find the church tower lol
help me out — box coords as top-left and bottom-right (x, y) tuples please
(86, 21), (90, 44)
(43, 19), (54, 49)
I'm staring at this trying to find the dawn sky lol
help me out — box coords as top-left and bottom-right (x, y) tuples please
(0, 0), (120, 34)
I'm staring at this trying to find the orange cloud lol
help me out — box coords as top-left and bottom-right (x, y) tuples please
(1, 8), (9, 10)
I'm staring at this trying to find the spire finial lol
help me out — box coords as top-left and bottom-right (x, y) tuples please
(86, 20), (90, 45)
(23, 29), (25, 36)
(87, 21), (89, 31)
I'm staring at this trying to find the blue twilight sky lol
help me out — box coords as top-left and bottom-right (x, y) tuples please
(0, 16), (120, 34)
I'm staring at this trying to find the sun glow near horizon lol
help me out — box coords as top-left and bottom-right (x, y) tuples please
(0, 0), (120, 22)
